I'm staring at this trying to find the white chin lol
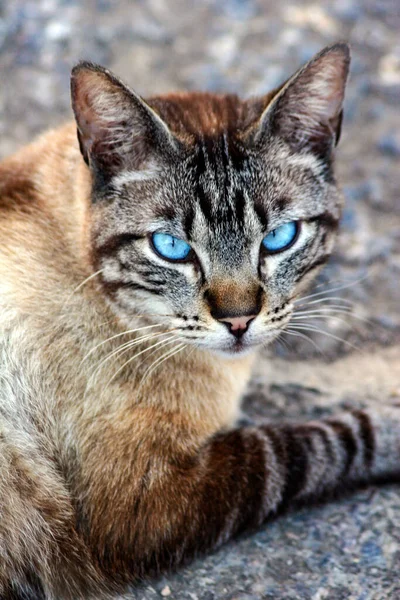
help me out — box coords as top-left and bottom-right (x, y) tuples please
(210, 341), (259, 358)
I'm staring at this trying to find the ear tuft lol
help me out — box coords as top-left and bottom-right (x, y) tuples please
(252, 43), (351, 157)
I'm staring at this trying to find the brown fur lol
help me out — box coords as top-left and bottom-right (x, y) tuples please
(148, 91), (277, 140)
(205, 279), (262, 318)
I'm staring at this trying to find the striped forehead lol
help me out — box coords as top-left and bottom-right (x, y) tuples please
(186, 134), (260, 263)
(193, 134), (246, 218)
(110, 129), (329, 269)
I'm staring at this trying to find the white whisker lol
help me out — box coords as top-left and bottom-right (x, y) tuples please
(138, 342), (187, 391)
(62, 269), (104, 308)
(81, 324), (167, 363)
(135, 337), (181, 371)
(106, 335), (180, 387)
(274, 332), (293, 354)
(89, 330), (176, 379)
(292, 313), (351, 324)
(293, 310), (351, 318)
(295, 296), (355, 308)
(294, 304), (353, 314)
(290, 314), (364, 335)
(283, 328), (326, 356)
(287, 324), (360, 351)
(305, 269), (373, 294)
(293, 308), (380, 328)
(296, 274), (369, 303)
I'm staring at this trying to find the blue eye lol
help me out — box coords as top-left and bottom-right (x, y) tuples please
(152, 233), (192, 261)
(262, 221), (299, 253)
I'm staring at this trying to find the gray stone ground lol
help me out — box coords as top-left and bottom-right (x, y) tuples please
(0, 0), (399, 598)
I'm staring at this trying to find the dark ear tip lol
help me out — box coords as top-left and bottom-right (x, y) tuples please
(71, 61), (107, 80)
(322, 42), (351, 63)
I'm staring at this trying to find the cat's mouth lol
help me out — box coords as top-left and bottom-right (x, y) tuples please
(176, 310), (292, 356)
(213, 306), (293, 356)
(230, 339), (247, 354)
(214, 328), (282, 357)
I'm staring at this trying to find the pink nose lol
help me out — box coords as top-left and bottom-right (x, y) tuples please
(218, 315), (256, 338)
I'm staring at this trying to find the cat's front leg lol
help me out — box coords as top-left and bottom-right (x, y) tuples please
(89, 406), (400, 582)
(0, 424), (105, 600)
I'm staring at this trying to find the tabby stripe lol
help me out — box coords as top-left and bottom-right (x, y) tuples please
(265, 426), (309, 508)
(196, 182), (213, 224)
(234, 189), (246, 226)
(183, 202), (195, 239)
(252, 198), (268, 226)
(101, 279), (163, 296)
(132, 270), (168, 285)
(299, 423), (336, 472)
(96, 233), (142, 257)
(253, 430), (284, 519)
(352, 410), (375, 469)
(328, 419), (357, 476)
(194, 143), (207, 177)
(274, 196), (292, 213)
(205, 137), (220, 184)
(213, 429), (267, 543)
(121, 282), (163, 295)
(294, 254), (331, 282)
(308, 211), (339, 229)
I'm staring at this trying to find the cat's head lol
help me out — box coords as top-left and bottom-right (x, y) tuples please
(71, 43), (350, 356)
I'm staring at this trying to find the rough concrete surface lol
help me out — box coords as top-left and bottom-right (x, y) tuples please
(0, 0), (399, 598)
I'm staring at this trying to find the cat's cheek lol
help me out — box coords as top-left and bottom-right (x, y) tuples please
(248, 325), (283, 349)
(258, 256), (270, 282)
(294, 265), (326, 298)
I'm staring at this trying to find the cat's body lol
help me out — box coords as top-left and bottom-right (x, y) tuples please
(0, 44), (399, 599)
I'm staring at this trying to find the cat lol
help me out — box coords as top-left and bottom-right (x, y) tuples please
(0, 42), (399, 600)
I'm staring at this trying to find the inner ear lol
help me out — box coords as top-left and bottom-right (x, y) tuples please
(70, 62), (178, 176)
(247, 43), (350, 157)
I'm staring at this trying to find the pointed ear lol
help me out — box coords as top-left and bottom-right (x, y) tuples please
(70, 62), (177, 176)
(248, 43), (350, 157)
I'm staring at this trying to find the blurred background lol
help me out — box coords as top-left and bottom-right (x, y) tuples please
(0, 0), (399, 357)
(0, 1), (399, 599)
